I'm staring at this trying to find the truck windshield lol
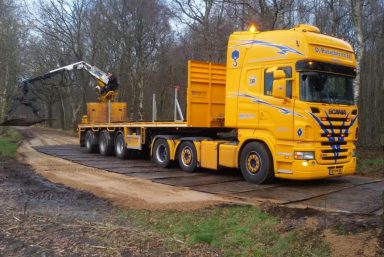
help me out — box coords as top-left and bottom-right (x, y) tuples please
(300, 72), (354, 105)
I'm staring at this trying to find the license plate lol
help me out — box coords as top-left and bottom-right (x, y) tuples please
(328, 167), (343, 175)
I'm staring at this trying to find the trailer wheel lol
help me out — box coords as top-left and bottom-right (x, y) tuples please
(85, 130), (98, 153)
(99, 130), (114, 156)
(240, 142), (274, 184)
(153, 138), (171, 168)
(178, 141), (197, 172)
(114, 133), (130, 159)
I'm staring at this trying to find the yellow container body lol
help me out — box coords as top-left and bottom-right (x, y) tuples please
(187, 61), (226, 127)
(86, 102), (127, 124)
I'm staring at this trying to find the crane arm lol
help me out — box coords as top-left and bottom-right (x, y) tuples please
(21, 60), (118, 99)
(1, 61), (118, 124)
(22, 61), (111, 86)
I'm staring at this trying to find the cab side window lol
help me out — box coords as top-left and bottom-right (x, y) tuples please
(264, 67), (292, 98)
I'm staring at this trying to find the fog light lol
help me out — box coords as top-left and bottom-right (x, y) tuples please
(294, 151), (315, 160)
(302, 161), (308, 167)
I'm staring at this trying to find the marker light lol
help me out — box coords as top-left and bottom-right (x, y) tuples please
(249, 25), (257, 33)
(294, 151), (315, 160)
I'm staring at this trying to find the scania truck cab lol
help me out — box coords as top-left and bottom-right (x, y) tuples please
(225, 24), (357, 183)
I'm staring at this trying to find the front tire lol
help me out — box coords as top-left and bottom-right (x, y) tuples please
(177, 141), (197, 172)
(239, 142), (274, 184)
(153, 138), (171, 168)
(114, 133), (130, 159)
(85, 130), (98, 153)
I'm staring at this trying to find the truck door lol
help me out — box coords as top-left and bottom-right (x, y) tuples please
(237, 68), (261, 128)
(258, 66), (294, 141)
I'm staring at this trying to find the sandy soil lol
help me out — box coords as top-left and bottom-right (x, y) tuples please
(265, 203), (383, 257)
(324, 229), (381, 257)
(10, 127), (384, 257)
(0, 155), (220, 256)
(15, 127), (230, 210)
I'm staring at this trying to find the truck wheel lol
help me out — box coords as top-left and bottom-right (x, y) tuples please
(153, 138), (171, 168)
(99, 130), (114, 156)
(85, 130), (98, 153)
(178, 141), (197, 172)
(114, 133), (130, 159)
(240, 142), (274, 184)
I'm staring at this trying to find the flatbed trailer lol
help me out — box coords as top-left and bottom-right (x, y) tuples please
(78, 24), (358, 184)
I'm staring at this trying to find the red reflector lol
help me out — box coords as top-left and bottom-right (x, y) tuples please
(321, 117), (327, 121)
(346, 118), (350, 122)
(327, 134), (331, 137)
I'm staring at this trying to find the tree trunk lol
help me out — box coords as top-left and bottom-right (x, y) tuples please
(351, 0), (364, 102)
(137, 74), (144, 121)
(47, 103), (53, 127)
(59, 90), (66, 130)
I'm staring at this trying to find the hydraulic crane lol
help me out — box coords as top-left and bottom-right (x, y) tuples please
(1, 61), (118, 126)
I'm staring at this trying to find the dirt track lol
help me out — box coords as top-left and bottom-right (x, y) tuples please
(23, 126), (384, 215)
(16, 127), (230, 210)
(14, 127), (384, 214)
(2, 126), (383, 257)
(0, 155), (220, 257)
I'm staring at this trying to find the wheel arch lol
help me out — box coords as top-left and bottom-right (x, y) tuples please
(174, 137), (212, 163)
(237, 138), (275, 171)
(150, 135), (180, 160)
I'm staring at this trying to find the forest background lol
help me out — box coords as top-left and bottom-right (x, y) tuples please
(0, 0), (383, 146)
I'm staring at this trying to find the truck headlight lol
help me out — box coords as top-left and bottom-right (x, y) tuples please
(294, 151), (315, 160)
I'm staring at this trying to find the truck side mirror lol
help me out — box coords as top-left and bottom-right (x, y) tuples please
(266, 68), (287, 99)
(272, 70), (286, 80)
(272, 79), (287, 99)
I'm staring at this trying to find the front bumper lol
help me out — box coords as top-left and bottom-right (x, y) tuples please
(275, 157), (356, 180)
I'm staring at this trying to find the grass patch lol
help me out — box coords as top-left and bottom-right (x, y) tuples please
(0, 128), (23, 157)
(357, 157), (384, 177)
(116, 205), (330, 257)
(356, 147), (384, 177)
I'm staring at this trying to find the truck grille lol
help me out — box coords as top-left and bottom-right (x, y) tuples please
(320, 141), (347, 146)
(321, 132), (349, 137)
(321, 155), (347, 161)
(318, 144), (350, 164)
(308, 111), (357, 164)
(317, 116), (354, 164)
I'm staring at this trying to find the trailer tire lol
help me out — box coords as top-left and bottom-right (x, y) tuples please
(178, 141), (197, 172)
(99, 130), (114, 156)
(240, 142), (274, 184)
(153, 138), (171, 168)
(85, 130), (98, 153)
(114, 133), (130, 159)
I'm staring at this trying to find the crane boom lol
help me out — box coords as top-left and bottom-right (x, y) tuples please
(23, 61), (112, 86)
(1, 61), (118, 125)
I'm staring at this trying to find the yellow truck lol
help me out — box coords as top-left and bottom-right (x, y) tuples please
(78, 24), (358, 184)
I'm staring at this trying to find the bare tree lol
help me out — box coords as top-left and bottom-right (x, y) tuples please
(351, 0), (364, 102)
(33, 0), (91, 127)
(0, 0), (24, 123)
(173, 0), (233, 62)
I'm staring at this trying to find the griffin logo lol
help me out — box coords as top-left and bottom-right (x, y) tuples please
(329, 109), (346, 115)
